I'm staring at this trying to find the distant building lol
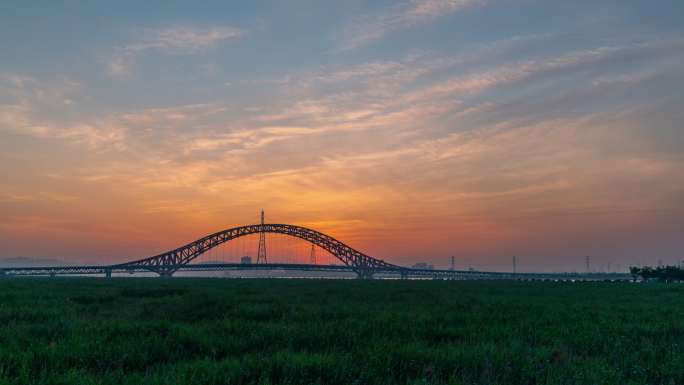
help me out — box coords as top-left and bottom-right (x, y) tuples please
(412, 262), (434, 270)
(240, 256), (252, 264)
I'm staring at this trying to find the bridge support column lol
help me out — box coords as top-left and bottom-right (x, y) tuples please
(158, 270), (175, 278)
(400, 270), (408, 280)
(104, 268), (112, 278)
(355, 269), (374, 280)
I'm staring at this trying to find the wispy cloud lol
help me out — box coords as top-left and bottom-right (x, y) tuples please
(0, 191), (79, 204)
(108, 25), (244, 75)
(133, 37), (682, 168)
(0, 104), (128, 150)
(0, 73), (128, 150)
(129, 26), (243, 52)
(120, 103), (227, 125)
(338, 0), (486, 50)
(0, 72), (81, 106)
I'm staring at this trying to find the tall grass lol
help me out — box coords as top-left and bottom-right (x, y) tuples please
(0, 278), (682, 384)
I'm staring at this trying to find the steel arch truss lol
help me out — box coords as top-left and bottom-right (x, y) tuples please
(114, 224), (404, 277)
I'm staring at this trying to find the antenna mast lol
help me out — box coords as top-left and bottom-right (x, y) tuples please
(257, 209), (267, 264)
(513, 255), (517, 275)
(585, 256), (590, 273)
(310, 244), (316, 265)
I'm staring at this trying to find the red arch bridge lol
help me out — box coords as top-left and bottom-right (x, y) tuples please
(0, 223), (631, 280)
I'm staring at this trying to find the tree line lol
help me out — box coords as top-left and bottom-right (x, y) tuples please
(630, 265), (684, 282)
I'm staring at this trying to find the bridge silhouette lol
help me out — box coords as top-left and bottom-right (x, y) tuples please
(0, 222), (631, 280)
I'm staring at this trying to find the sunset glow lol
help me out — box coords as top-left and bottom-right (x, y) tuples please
(1, 1), (682, 271)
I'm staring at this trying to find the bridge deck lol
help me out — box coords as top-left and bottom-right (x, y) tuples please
(0, 263), (633, 281)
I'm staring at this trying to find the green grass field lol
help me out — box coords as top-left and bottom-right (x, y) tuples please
(0, 278), (683, 384)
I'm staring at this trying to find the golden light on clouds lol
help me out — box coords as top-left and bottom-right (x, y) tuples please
(1, 3), (683, 271)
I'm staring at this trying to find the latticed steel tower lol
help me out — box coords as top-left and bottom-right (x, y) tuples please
(257, 210), (267, 264)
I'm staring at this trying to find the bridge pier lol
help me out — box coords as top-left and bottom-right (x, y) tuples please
(104, 268), (112, 278)
(158, 270), (175, 278)
(355, 269), (375, 280)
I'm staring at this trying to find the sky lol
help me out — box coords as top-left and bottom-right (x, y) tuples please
(0, 0), (683, 272)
